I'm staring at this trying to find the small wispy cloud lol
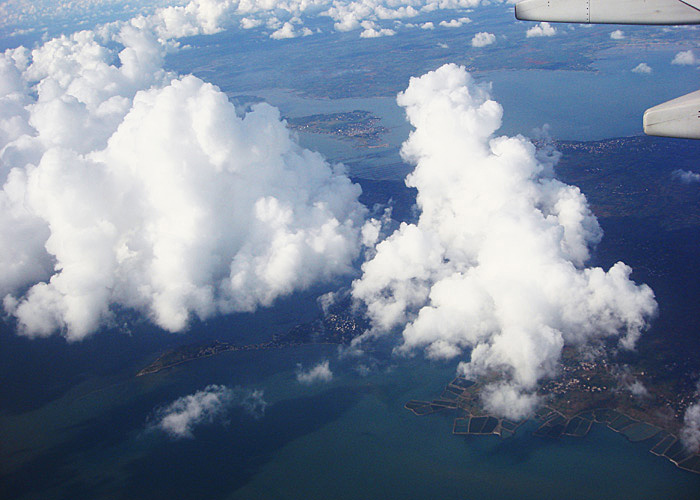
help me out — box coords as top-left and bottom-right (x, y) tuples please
(672, 169), (700, 184)
(296, 360), (333, 384)
(150, 385), (267, 439)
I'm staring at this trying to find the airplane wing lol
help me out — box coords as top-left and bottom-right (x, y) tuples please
(515, 0), (700, 25)
(514, 0), (700, 139)
(644, 90), (700, 139)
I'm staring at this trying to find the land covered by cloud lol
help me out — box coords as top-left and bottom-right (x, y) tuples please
(150, 385), (267, 438)
(1, 0), (501, 40)
(0, 0), (366, 340)
(352, 64), (657, 419)
(0, 0), (187, 33)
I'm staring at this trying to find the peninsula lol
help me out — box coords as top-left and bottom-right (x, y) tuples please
(137, 311), (365, 377)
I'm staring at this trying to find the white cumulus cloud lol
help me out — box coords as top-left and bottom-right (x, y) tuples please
(526, 22), (556, 37)
(270, 21), (313, 39)
(471, 32), (495, 47)
(296, 359), (334, 384)
(351, 64), (657, 420)
(358, 20), (395, 38)
(0, 1), (366, 341)
(610, 30), (624, 40)
(360, 27), (396, 37)
(240, 17), (263, 29)
(439, 17), (471, 28)
(672, 50), (698, 66)
(151, 385), (267, 438)
(631, 62), (652, 74)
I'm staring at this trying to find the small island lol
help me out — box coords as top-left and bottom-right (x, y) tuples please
(286, 110), (389, 147)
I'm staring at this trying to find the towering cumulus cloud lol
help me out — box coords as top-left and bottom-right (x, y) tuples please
(0, 2), (365, 340)
(352, 64), (657, 419)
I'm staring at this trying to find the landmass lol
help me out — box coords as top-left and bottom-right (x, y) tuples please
(552, 135), (700, 230)
(285, 110), (389, 147)
(137, 310), (365, 377)
(406, 344), (700, 475)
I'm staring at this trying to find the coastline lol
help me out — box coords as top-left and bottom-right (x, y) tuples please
(406, 376), (700, 475)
